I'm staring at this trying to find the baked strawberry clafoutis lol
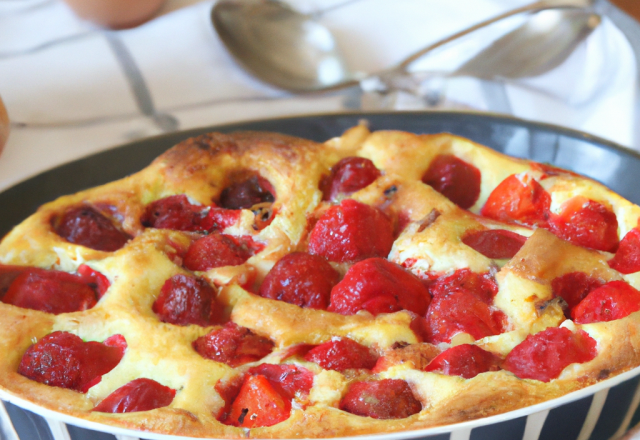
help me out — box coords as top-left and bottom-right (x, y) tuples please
(1, 127), (640, 438)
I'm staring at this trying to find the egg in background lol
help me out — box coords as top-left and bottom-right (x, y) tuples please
(61, 0), (166, 30)
(0, 95), (9, 156)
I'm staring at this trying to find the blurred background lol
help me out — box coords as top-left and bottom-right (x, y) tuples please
(0, 0), (638, 189)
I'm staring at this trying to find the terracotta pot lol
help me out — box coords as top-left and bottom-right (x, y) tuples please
(62, 0), (166, 29)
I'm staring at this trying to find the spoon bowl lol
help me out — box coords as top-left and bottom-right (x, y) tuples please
(212, 0), (349, 91)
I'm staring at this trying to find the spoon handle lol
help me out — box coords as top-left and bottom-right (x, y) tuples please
(395, 0), (592, 72)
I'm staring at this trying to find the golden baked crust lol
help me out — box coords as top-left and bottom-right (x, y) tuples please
(1, 126), (640, 438)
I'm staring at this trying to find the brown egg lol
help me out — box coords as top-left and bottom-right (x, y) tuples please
(0, 95), (9, 156)
(62, 0), (166, 30)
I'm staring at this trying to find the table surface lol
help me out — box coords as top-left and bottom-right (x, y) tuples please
(611, 0), (640, 21)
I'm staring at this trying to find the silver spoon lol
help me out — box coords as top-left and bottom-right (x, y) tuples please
(212, 0), (597, 93)
(455, 8), (601, 80)
(361, 8), (600, 104)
